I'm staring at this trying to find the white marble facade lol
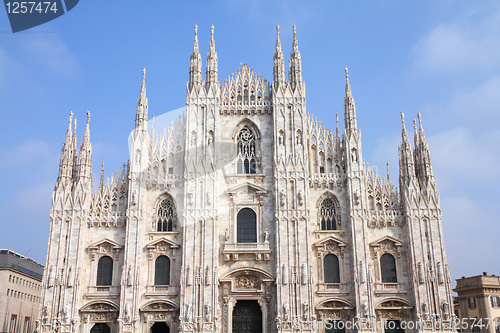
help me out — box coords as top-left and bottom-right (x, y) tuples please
(39, 25), (455, 333)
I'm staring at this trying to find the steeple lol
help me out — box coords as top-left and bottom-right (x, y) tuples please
(398, 111), (416, 184)
(56, 112), (75, 186)
(78, 110), (93, 181)
(188, 24), (202, 91)
(206, 25), (218, 91)
(288, 25), (303, 91)
(273, 25), (286, 90)
(344, 67), (357, 134)
(135, 68), (148, 132)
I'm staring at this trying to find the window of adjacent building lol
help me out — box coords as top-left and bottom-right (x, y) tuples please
(23, 317), (30, 333)
(96, 255), (113, 286)
(236, 126), (257, 174)
(324, 254), (340, 284)
(154, 255), (170, 286)
(9, 314), (17, 333)
(491, 296), (500, 308)
(468, 297), (476, 309)
(237, 208), (257, 243)
(320, 198), (337, 230)
(380, 253), (397, 283)
(157, 197), (175, 232)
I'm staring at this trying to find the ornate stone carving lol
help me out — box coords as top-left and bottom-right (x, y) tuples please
(235, 275), (259, 289)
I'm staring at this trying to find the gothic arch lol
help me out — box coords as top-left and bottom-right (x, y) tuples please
(231, 118), (262, 140)
(374, 297), (412, 309)
(315, 298), (355, 325)
(375, 298), (413, 321)
(316, 192), (341, 230)
(316, 191), (340, 209)
(153, 192), (178, 232)
(80, 300), (119, 332)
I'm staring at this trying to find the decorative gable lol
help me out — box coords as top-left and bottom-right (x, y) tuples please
(314, 236), (347, 257)
(88, 239), (123, 260)
(145, 237), (180, 260)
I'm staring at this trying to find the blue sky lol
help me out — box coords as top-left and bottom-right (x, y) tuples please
(0, 1), (499, 283)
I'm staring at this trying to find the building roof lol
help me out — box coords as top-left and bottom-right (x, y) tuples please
(0, 249), (44, 280)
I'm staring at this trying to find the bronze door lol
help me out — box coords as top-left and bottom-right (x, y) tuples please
(232, 300), (262, 333)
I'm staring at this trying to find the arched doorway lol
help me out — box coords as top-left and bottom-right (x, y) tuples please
(90, 323), (110, 333)
(150, 322), (170, 333)
(232, 300), (262, 333)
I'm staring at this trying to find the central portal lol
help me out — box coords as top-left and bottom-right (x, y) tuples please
(150, 322), (170, 333)
(232, 300), (262, 333)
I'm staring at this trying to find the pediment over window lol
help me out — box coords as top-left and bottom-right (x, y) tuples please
(227, 182), (268, 204)
(369, 236), (403, 249)
(316, 298), (354, 310)
(88, 239), (123, 260)
(145, 237), (180, 260)
(370, 236), (403, 258)
(226, 182), (268, 195)
(140, 300), (179, 312)
(314, 236), (347, 255)
(376, 298), (413, 309)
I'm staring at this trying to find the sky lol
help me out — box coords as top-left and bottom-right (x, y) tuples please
(0, 1), (498, 284)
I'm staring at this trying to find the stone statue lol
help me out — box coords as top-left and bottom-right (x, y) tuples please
(127, 266), (133, 286)
(298, 190), (304, 206)
(67, 266), (74, 287)
(264, 229), (269, 243)
(224, 229), (229, 242)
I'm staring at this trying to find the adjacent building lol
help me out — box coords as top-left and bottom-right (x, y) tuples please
(0, 249), (44, 333)
(454, 273), (500, 333)
(39, 25), (456, 333)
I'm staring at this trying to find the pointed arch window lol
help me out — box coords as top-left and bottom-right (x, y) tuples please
(236, 127), (256, 174)
(320, 198), (337, 230)
(154, 255), (170, 286)
(96, 256), (113, 286)
(380, 253), (397, 283)
(157, 197), (175, 232)
(324, 254), (340, 284)
(237, 208), (257, 243)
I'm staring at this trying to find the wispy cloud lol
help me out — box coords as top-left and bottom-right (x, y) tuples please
(19, 33), (79, 77)
(412, 6), (500, 74)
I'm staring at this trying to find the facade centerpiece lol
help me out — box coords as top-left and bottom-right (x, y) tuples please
(39, 25), (455, 333)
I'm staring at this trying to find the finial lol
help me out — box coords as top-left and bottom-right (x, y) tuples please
(345, 67), (349, 79)
(73, 118), (77, 132)
(336, 113), (339, 130)
(277, 25), (280, 34)
(101, 161), (104, 173)
(211, 24), (214, 38)
(413, 118), (417, 132)
(142, 68), (146, 80)
(69, 111), (73, 124)
(86, 110), (91, 125)
(293, 24), (296, 37)
(194, 24), (198, 37)
(400, 111), (407, 131)
(417, 111), (422, 128)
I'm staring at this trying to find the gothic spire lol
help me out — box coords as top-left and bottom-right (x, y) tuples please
(289, 25), (303, 91)
(398, 111), (416, 184)
(206, 24), (219, 91)
(78, 110), (93, 181)
(135, 68), (148, 132)
(56, 112), (75, 186)
(71, 117), (78, 181)
(273, 25), (286, 90)
(414, 111), (435, 186)
(344, 67), (357, 133)
(188, 24), (202, 91)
